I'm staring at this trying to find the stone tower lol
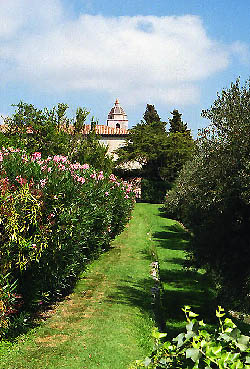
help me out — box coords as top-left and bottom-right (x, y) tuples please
(107, 99), (128, 130)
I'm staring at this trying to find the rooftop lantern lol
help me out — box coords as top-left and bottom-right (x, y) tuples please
(107, 99), (128, 130)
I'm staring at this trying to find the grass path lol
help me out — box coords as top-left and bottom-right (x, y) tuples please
(0, 204), (215, 369)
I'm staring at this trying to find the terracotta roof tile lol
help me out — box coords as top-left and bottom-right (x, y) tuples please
(83, 125), (129, 136)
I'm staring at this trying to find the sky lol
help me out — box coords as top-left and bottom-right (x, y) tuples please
(0, 0), (249, 135)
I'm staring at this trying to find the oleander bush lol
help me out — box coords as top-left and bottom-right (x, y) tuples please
(0, 148), (135, 337)
(130, 306), (250, 369)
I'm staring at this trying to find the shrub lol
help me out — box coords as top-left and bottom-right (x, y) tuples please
(130, 306), (250, 368)
(0, 148), (135, 337)
(164, 79), (250, 311)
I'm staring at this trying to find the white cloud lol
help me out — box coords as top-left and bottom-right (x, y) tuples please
(0, 1), (248, 105)
(230, 41), (250, 65)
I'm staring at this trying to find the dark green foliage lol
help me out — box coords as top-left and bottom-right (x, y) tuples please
(130, 306), (250, 368)
(141, 179), (171, 203)
(3, 101), (70, 156)
(73, 106), (89, 133)
(143, 104), (161, 124)
(169, 109), (190, 134)
(165, 78), (250, 311)
(117, 104), (194, 191)
(69, 124), (114, 173)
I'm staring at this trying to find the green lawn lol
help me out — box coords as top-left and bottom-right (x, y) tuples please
(0, 203), (216, 369)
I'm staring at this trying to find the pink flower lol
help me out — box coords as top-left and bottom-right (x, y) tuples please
(26, 127), (33, 134)
(70, 163), (81, 170)
(41, 165), (47, 171)
(40, 179), (47, 188)
(105, 192), (109, 196)
(97, 171), (104, 180)
(53, 155), (68, 163)
(47, 167), (52, 173)
(81, 163), (89, 169)
(124, 194), (129, 199)
(77, 176), (85, 184)
(0, 152), (3, 162)
(32, 152), (42, 160)
(58, 164), (66, 171)
(15, 175), (26, 186)
(109, 174), (116, 182)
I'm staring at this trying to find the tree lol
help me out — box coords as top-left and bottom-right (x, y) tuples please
(117, 104), (194, 182)
(2, 101), (70, 156)
(165, 78), (250, 311)
(0, 101), (114, 172)
(169, 109), (190, 134)
(143, 104), (161, 123)
(69, 118), (114, 173)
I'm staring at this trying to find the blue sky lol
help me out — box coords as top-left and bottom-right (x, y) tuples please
(0, 0), (249, 135)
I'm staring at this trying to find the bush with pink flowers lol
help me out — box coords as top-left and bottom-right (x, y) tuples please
(0, 148), (135, 337)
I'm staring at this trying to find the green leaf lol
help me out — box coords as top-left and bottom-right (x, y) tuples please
(216, 306), (225, 318)
(143, 357), (151, 367)
(152, 328), (167, 340)
(173, 333), (185, 348)
(236, 334), (250, 351)
(159, 358), (167, 365)
(186, 348), (202, 362)
(189, 311), (199, 318)
(185, 330), (196, 340)
(186, 321), (194, 332)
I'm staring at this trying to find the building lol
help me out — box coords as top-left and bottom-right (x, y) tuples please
(83, 99), (129, 158)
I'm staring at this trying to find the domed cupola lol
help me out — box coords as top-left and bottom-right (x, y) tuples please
(107, 99), (128, 130)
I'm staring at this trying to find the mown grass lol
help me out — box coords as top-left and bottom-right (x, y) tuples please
(135, 204), (217, 338)
(0, 203), (218, 368)
(153, 214), (217, 337)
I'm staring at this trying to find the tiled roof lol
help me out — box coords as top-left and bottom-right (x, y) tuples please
(0, 124), (129, 136)
(82, 125), (129, 136)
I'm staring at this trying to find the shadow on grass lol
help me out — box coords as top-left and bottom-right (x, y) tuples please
(106, 275), (166, 330)
(106, 278), (152, 311)
(153, 222), (217, 338)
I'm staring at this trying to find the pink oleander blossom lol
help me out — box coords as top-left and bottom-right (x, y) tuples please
(53, 155), (68, 163)
(97, 171), (104, 180)
(15, 175), (26, 186)
(40, 179), (47, 188)
(81, 163), (90, 169)
(105, 192), (109, 196)
(77, 176), (85, 184)
(32, 152), (42, 160)
(58, 164), (66, 171)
